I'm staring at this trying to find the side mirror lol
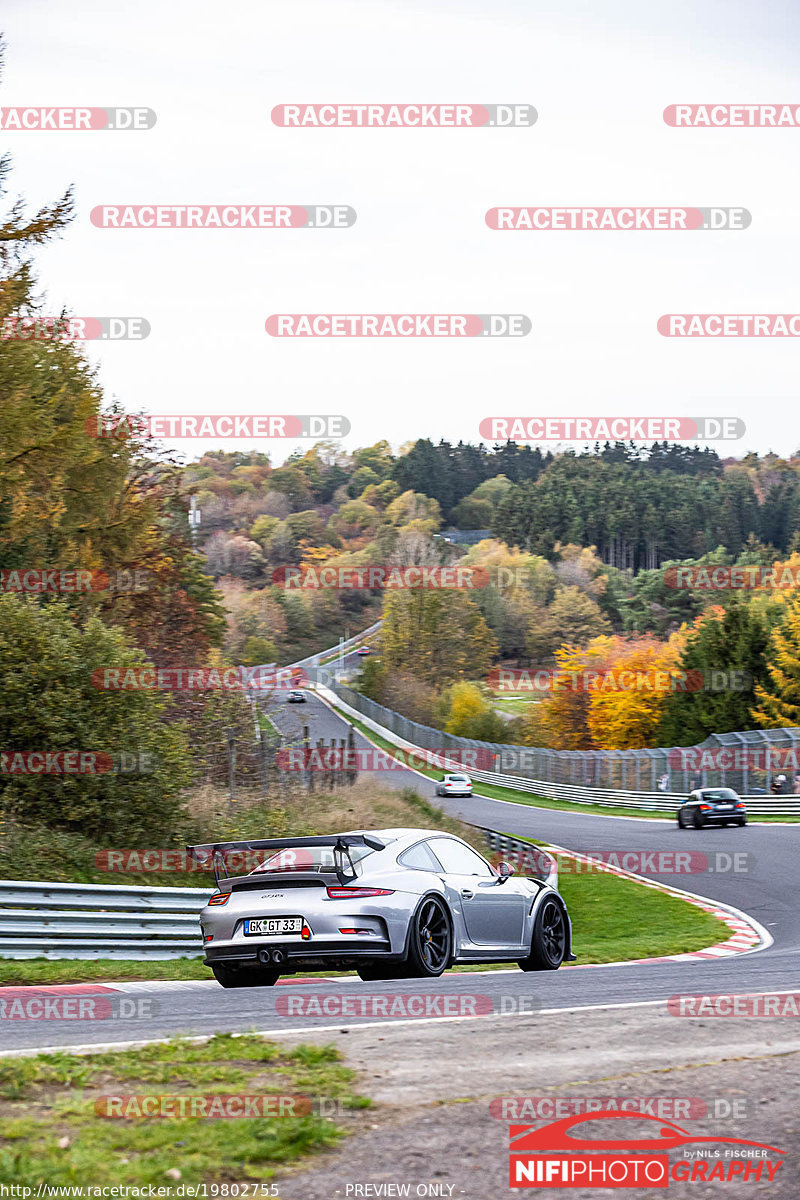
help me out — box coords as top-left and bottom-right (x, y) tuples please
(497, 861), (515, 882)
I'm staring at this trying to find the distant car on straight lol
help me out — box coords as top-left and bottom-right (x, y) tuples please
(435, 773), (473, 797)
(190, 828), (573, 987)
(677, 787), (747, 829)
(356, 646), (371, 656)
(286, 690), (306, 703)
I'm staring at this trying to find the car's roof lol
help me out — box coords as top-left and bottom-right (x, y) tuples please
(339, 827), (464, 844)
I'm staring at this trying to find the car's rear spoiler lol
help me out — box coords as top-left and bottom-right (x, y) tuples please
(186, 833), (386, 886)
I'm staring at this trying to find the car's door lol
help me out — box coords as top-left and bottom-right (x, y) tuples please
(426, 837), (527, 947)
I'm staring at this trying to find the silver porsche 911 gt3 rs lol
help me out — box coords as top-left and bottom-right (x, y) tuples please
(188, 828), (574, 988)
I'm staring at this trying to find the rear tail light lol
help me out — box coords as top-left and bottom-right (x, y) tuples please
(339, 927), (372, 935)
(699, 804), (711, 811)
(326, 887), (395, 899)
(735, 802), (746, 809)
(208, 892), (231, 906)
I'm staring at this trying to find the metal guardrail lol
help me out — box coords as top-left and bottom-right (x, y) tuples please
(318, 683), (800, 816)
(480, 829), (559, 888)
(468, 772), (800, 815)
(0, 880), (212, 960)
(315, 676), (800, 800)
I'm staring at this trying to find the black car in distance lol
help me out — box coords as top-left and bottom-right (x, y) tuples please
(677, 787), (747, 829)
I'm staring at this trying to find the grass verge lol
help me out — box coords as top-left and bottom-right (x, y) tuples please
(0, 1034), (369, 1186)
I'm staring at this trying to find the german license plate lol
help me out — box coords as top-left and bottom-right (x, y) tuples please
(715, 804), (732, 810)
(244, 916), (302, 936)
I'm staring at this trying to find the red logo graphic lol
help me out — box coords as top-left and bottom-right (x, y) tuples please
(509, 1112), (785, 1188)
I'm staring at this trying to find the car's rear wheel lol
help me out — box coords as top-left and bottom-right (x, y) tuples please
(405, 896), (452, 977)
(518, 897), (567, 971)
(211, 963), (279, 988)
(738, 817), (747, 827)
(677, 810), (686, 828)
(693, 812), (704, 830)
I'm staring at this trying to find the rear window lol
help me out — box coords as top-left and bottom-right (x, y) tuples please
(398, 842), (443, 872)
(447, 775), (469, 782)
(701, 789), (739, 801)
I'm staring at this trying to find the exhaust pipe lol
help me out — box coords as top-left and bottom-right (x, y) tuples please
(258, 948), (285, 966)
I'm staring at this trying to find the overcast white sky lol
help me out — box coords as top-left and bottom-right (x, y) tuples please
(2, 0), (799, 461)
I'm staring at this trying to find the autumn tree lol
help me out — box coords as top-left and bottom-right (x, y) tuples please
(587, 634), (684, 750)
(752, 590), (800, 728)
(381, 588), (498, 686)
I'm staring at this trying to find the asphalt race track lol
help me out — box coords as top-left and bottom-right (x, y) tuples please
(3, 689), (799, 1058)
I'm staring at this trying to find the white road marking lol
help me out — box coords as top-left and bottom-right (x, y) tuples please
(5, 990), (800, 1059)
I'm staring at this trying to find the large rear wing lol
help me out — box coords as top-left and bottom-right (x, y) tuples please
(186, 833), (386, 886)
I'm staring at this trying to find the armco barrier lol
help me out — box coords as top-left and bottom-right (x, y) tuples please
(316, 683), (800, 816)
(0, 880), (212, 960)
(479, 829), (558, 888)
